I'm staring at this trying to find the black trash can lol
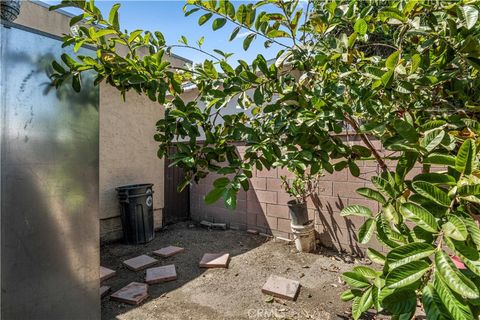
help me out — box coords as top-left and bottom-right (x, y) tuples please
(116, 183), (155, 245)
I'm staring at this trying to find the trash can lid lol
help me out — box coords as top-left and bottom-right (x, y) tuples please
(115, 183), (154, 191)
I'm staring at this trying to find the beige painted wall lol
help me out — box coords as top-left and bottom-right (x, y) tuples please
(99, 86), (165, 241)
(15, 1), (191, 242)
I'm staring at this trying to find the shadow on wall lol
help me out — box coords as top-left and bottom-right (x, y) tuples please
(311, 194), (364, 256)
(190, 174), (370, 255)
(189, 143), (388, 257)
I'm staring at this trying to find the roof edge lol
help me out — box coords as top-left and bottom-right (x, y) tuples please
(32, 0), (193, 64)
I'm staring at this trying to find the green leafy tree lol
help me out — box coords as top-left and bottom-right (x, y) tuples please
(49, 0), (480, 318)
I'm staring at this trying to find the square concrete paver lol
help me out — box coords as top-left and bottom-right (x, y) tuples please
(123, 255), (157, 271)
(153, 246), (185, 258)
(110, 282), (149, 305)
(262, 275), (300, 301)
(100, 266), (116, 282)
(199, 253), (230, 268)
(145, 264), (177, 284)
(100, 286), (111, 298)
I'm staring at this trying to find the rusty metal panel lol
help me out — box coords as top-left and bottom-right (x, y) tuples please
(164, 146), (190, 224)
(0, 24), (99, 319)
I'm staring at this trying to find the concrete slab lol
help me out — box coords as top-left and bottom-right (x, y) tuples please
(153, 246), (185, 258)
(110, 282), (149, 305)
(123, 255), (157, 271)
(262, 275), (300, 301)
(200, 220), (227, 230)
(247, 229), (259, 235)
(199, 253), (230, 268)
(145, 265), (177, 284)
(100, 266), (116, 282)
(100, 286), (111, 298)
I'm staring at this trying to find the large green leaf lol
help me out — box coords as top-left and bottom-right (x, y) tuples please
(372, 176), (397, 198)
(399, 202), (438, 233)
(411, 181), (451, 207)
(393, 119), (418, 143)
(108, 3), (120, 28)
(340, 205), (373, 218)
(352, 287), (373, 320)
(367, 248), (386, 265)
(434, 277), (474, 320)
(435, 250), (479, 299)
(203, 60), (218, 79)
(422, 129), (445, 152)
(424, 153), (456, 166)
(223, 188), (237, 209)
(383, 203), (400, 224)
(198, 13), (213, 25)
(354, 18), (368, 35)
(376, 215), (401, 248)
(457, 184), (480, 196)
(378, 7), (406, 22)
(204, 187), (224, 204)
(342, 272), (371, 289)
(455, 139), (475, 175)
(243, 34), (255, 50)
(358, 218), (376, 244)
(353, 266), (380, 279)
(460, 5), (479, 30)
(386, 51), (401, 70)
(422, 285), (451, 320)
(412, 173), (457, 186)
(387, 242), (436, 269)
(356, 187), (386, 204)
(385, 260), (430, 289)
(351, 297), (362, 320)
(443, 215), (468, 241)
(462, 216), (480, 250)
(382, 290), (417, 317)
(340, 289), (361, 302)
(212, 18), (227, 30)
(395, 151), (418, 184)
(213, 177), (230, 188)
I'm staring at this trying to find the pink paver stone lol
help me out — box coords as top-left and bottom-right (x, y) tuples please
(145, 264), (177, 284)
(199, 253), (230, 268)
(100, 286), (111, 298)
(262, 275), (300, 301)
(123, 255), (157, 271)
(110, 282), (149, 305)
(153, 246), (185, 258)
(100, 266), (116, 282)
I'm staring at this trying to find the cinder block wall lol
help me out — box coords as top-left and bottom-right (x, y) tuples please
(190, 135), (423, 255)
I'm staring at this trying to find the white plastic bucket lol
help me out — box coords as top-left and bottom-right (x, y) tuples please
(291, 221), (316, 253)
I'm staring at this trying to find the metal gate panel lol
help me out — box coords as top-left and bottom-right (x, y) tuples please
(0, 24), (100, 319)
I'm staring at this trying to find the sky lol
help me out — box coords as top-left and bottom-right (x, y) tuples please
(44, 0), (295, 64)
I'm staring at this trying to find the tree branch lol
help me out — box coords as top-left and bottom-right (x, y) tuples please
(343, 113), (389, 173)
(192, 3), (291, 50)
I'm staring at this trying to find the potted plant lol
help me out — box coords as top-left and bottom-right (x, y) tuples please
(280, 173), (321, 226)
(280, 173), (321, 253)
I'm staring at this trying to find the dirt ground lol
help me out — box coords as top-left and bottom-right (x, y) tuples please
(100, 222), (375, 320)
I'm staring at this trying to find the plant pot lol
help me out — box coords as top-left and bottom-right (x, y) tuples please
(287, 200), (309, 226)
(291, 221), (316, 253)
